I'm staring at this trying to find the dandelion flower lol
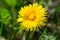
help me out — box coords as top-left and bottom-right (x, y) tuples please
(17, 3), (47, 31)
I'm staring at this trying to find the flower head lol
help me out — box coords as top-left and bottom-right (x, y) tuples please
(17, 3), (47, 31)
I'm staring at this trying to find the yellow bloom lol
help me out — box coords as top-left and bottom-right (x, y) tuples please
(17, 3), (47, 31)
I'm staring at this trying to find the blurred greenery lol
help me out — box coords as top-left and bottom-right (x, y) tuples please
(0, 0), (60, 40)
(0, 8), (11, 24)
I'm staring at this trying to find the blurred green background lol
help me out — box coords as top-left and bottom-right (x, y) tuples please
(0, 0), (60, 40)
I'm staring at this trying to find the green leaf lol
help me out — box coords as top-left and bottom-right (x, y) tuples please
(0, 8), (11, 24)
(19, 25), (23, 33)
(5, 0), (17, 7)
(39, 0), (44, 5)
(56, 0), (60, 12)
(55, 0), (60, 25)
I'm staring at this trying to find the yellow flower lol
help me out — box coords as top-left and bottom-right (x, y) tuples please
(17, 3), (47, 31)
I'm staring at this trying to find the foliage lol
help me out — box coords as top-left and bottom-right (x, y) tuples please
(0, 0), (60, 40)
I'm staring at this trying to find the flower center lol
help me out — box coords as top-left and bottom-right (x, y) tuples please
(24, 11), (36, 21)
(29, 13), (35, 21)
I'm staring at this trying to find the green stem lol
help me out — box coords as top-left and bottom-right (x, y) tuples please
(0, 23), (3, 36)
(39, 28), (47, 40)
(29, 31), (34, 40)
(0, 13), (3, 36)
(8, 7), (16, 40)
